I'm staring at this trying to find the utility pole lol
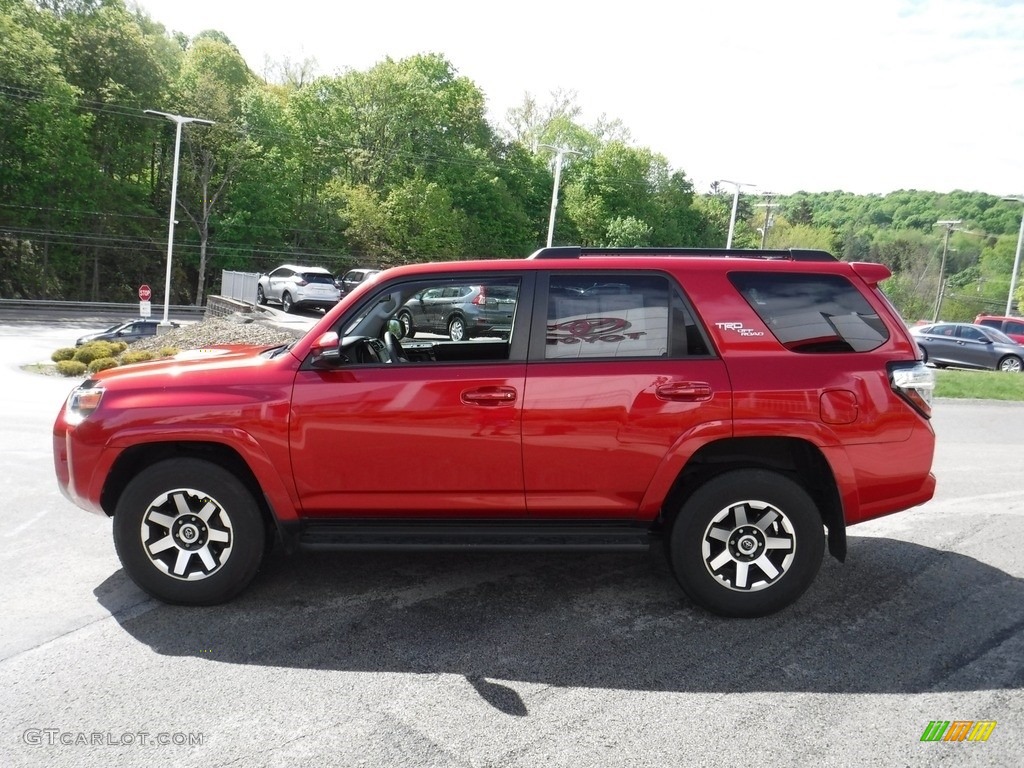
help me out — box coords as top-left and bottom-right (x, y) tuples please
(539, 144), (582, 247)
(755, 195), (779, 249)
(932, 220), (962, 323)
(718, 179), (756, 248)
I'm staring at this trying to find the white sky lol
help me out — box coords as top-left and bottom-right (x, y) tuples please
(134, 0), (1024, 196)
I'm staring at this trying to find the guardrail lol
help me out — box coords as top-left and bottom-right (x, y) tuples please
(0, 298), (207, 317)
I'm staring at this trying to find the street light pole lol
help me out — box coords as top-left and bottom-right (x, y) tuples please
(145, 109), (214, 327)
(1002, 196), (1024, 315)
(718, 179), (756, 248)
(540, 144), (581, 247)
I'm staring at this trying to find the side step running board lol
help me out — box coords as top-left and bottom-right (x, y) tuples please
(293, 521), (655, 553)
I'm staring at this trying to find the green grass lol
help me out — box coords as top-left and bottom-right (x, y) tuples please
(934, 369), (1024, 400)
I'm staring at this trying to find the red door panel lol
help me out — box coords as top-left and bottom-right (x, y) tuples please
(290, 363), (527, 517)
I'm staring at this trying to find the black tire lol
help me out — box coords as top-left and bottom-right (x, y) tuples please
(918, 346), (927, 364)
(448, 315), (468, 341)
(998, 355), (1022, 373)
(668, 469), (824, 618)
(112, 458), (266, 605)
(397, 310), (416, 339)
(281, 291), (294, 313)
(256, 285), (267, 305)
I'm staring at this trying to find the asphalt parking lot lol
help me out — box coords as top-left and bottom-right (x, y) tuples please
(0, 321), (1021, 767)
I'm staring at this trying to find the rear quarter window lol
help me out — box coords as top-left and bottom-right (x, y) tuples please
(729, 272), (890, 353)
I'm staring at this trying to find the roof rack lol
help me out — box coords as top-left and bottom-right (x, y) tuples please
(525, 246), (838, 263)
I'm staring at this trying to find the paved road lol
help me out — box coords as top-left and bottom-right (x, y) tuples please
(0, 322), (1021, 767)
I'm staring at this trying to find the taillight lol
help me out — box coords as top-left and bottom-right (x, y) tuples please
(295, 278), (308, 287)
(472, 288), (487, 305)
(889, 362), (934, 419)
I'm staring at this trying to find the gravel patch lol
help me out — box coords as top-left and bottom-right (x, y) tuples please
(131, 313), (301, 353)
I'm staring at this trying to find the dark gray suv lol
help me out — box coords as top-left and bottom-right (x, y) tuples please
(395, 283), (517, 341)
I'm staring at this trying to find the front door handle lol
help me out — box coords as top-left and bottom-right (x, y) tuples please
(656, 381), (713, 402)
(462, 387), (517, 406)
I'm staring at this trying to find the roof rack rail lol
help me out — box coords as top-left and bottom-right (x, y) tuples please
(525, 246), (838, 263)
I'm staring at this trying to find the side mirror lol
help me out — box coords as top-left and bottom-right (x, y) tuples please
(386, 318), (404, 338)
(309, 331), (341, 367)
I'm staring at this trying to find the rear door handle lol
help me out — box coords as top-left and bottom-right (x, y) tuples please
(656, 381), (713, 401)
(462, 387), (517, 406)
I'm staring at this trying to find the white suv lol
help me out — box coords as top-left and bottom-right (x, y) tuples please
(256, 265), (341, 313)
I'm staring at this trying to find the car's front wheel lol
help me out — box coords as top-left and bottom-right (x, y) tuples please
(256, 285), (267, 305)
(668, 469), (824, 617)
(397, 310), (416, 339)
(112, 458), (266, 605)
(998, 355), (1022, 373)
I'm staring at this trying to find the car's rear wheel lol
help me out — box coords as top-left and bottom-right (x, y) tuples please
(448, 315), (468, 341)
(256, 285), (267, 305)
(998, 355), (1022, 372)
(113, 458), (266, 605)
(281, 291), (294, 313)
(668, 469), (824, 617)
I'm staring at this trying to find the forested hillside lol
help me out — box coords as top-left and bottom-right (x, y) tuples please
(2, 0), (1022, 322)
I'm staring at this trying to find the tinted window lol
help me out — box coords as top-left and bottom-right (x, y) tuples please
(959, 325), (987, 342)
(730, 272), (889, 353)
(302, 272), (335, 285)
(977, 318), (1000, 330)
(1006, 321), (1024, 336)
(545, 274), (706, 359)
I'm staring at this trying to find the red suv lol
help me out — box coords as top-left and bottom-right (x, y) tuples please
(53, 246), (936, 617)
(974, 314), (1024, 344)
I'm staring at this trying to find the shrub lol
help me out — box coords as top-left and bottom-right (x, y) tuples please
(158, 347), (179, 358)
(119, 350), (156, 365)
(88, 357), (119, 373)
(111, 341), (129, 354)
(74, 341), (117, 364)
(51, 347), (76, 362)
(56, 360), (87, 377)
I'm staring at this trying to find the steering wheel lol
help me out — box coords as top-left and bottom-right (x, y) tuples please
(383, 331), (408, 363)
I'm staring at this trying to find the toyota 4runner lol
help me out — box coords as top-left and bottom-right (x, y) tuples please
(53, 246), (937, 617)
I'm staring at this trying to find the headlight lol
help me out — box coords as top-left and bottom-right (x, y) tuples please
(65, 381), (105, 424)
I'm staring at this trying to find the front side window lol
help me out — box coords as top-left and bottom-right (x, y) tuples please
(335, 274), (522, 364)
(729, 272), (890, 353)
(544, 274), (706, 359)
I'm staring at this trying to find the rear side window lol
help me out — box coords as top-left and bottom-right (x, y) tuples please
(729, 272), (889, 353)
(545, 274), (709, 359)
(977, 318), (1000, 330)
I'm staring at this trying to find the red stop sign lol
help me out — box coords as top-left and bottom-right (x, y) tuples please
(139, 284), (152, 301)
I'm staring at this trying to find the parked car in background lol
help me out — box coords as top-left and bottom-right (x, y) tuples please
(256, 265), (340, 313)
(911, 322), (1024, 372)
(336, 268), (380, 295)
(974, 314), (1024, 344)
(75, 319), (178, 346)
(395, 284), (517, 341)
